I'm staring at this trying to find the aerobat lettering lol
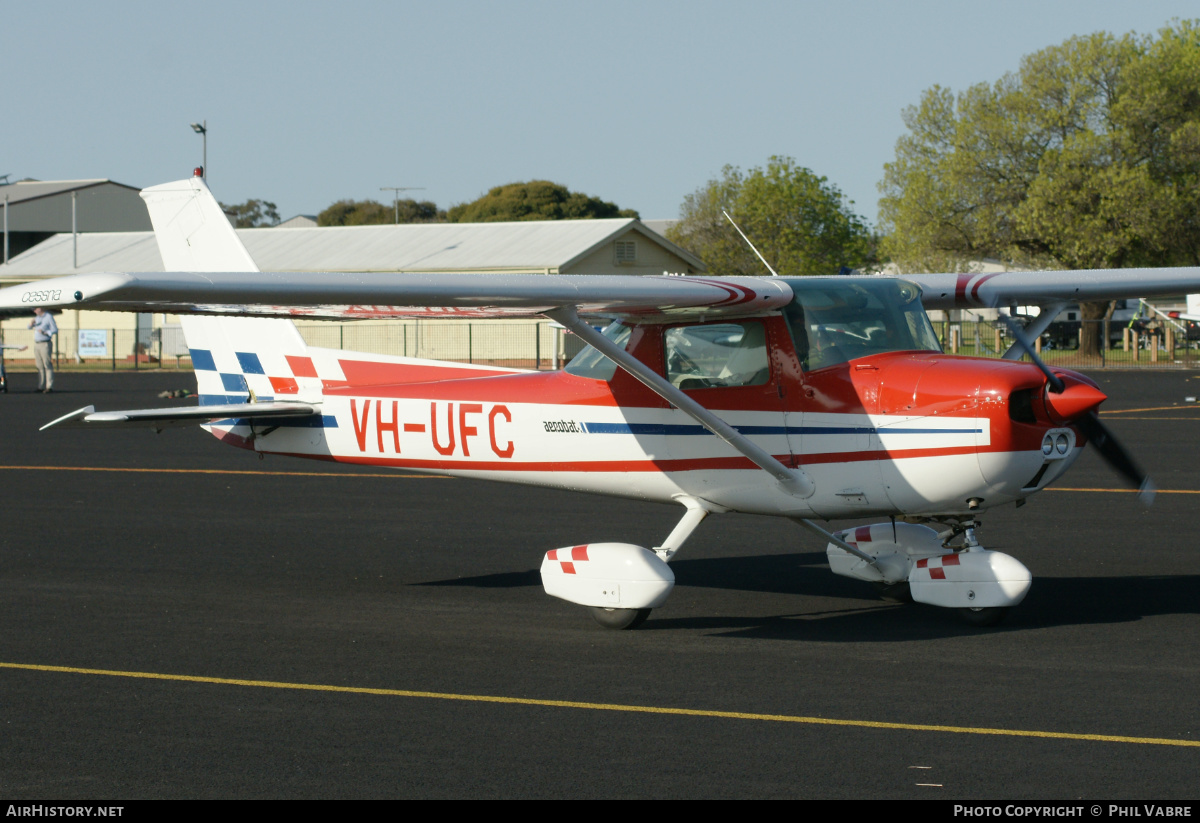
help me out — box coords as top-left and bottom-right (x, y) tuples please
(349, 399), (514, 458)
(543, 419), (581, 433)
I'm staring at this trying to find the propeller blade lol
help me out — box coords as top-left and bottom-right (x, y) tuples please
(1000, 314), (1153, 505)
(1073, 410), (1156, 505)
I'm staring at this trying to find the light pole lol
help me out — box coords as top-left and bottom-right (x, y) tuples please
(380, 187), (425, 223)
(190, 121), (207, 179)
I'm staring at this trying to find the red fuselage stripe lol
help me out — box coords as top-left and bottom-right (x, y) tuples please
(256, 445), (996, 473)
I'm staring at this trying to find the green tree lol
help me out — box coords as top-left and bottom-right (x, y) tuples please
(667, 156), (874, 277)
(319, 198), (447, 225)
(317, 199), (393, 226)
(878, 22), (1200, 355)
(220, 199), (280, 228)
(447, 181), (638, 222)
(1115, 20), (1200, 266)
(394, 199), (446, 223)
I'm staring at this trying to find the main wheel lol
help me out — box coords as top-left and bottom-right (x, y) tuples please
(872, 581), (913, 603)
(958, 606), (1008, 627)
(590, 607), (651, 630)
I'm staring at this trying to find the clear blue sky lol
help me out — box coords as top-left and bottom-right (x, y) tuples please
(5, 1), (1196, 225)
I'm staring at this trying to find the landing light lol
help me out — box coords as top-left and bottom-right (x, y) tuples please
(1042, 434), (1054, 456)
(1055, 433), (1070, 455)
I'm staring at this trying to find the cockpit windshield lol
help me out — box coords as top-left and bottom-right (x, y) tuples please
(782, 278), (941, 371)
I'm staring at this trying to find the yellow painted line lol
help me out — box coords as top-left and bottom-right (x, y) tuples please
(1105, 405), (1200, 414)
(1, 661), (1195, 748)
(0, 465), (450, 479)
(1047, 487), (1200, 494)
(1103, 417), (1200, 420)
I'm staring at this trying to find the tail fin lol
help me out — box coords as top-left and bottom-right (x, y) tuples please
(142, 173), (318, 404)
(141, 174), (260, 273)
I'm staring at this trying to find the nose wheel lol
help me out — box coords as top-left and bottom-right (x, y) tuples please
(590, 607), (651, 630)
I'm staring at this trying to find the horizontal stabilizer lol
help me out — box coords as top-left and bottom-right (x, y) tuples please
(41, 401), (320, 431)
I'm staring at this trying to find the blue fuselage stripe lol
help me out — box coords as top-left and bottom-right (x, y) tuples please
(580, 422), (981, 436)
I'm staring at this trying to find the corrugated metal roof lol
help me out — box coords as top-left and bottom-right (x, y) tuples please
(1, 232), (164, 278)
(276, 215), (318, 228)
(1, 218), (706, 277)
(250, 219), (638, 271)
(0, 179), (138, 204)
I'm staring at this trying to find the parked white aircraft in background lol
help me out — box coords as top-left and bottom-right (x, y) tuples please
(3, 171), (1199, 629)
(1176, 293), (1200, 322)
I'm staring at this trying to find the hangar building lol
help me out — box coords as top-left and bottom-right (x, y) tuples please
(1, 178), (151, 262)
(1, 215), (705, 366)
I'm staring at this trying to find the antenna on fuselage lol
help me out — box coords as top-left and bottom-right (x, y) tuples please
(722, 210), (780, 277)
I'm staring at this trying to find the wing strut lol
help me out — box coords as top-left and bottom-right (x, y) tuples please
(1001, 302), (1067, 360)
(790, 517), (884, 567)
(547, 306), (815, 499)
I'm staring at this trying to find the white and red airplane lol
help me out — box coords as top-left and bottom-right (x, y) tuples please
(4, 172), (1198, 629)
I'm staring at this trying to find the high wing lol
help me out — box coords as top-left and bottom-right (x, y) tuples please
(906, 270), (1200, 311)
(7, 265), (1200, 321)
(0, 269), (796, 321)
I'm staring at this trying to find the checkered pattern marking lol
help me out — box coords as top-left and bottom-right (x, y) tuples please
(190, 347), (321, 402)
(836, 525), (874, 546)
(235, 352), (265, 374)
(186, 345), (338, 429)
(190, 349), (217, 371)
(915, 554), (961, 580)
(286, 355), (318, 378)
(546, 545), (590, 575)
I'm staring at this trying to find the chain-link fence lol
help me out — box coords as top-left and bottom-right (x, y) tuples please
(292, 321), (569, 369)
(0, 320), (580, 372)
(933, 318), (1200, 369)
(3, 317), (1197, 373)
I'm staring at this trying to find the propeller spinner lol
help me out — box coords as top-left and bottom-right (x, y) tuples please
(1000, 315), (1155, 505)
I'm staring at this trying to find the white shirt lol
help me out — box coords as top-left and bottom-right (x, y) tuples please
(30, 313), (58, 343)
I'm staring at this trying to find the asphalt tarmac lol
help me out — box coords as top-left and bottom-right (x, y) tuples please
(0, 369), (1198, 799)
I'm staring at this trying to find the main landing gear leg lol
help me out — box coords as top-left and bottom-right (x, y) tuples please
(588, 496), (719, 631)
(652, 496), (716, 562)
(942, 523), (1009, 626)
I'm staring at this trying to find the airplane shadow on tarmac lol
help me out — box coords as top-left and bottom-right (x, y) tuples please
(418, 552), (1200, 641)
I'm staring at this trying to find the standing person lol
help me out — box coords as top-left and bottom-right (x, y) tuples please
(28, 308), (58, 393)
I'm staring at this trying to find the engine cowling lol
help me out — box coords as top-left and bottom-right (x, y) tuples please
(540, 543), (674, 610)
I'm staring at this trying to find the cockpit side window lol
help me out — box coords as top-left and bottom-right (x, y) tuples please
(783, 279), (941, 371)
(564, 321), (632, 381)
(664, 321), (770, 389)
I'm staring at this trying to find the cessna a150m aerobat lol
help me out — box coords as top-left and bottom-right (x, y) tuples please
(4, 171), (1198, 629)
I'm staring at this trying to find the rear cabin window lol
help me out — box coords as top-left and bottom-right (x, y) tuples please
(782, 279), (941, 371)
(664, 321), (770, 389)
